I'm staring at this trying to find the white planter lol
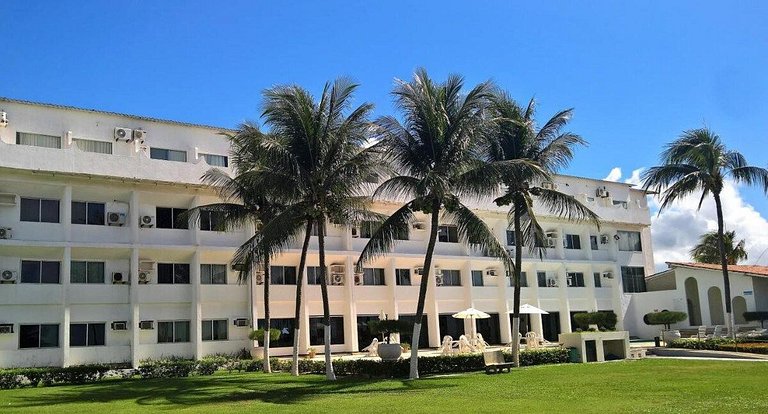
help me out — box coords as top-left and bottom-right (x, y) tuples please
(251, 346), (265, 359)
(662, 330), (681, 345)
(378, 343), (403, 361)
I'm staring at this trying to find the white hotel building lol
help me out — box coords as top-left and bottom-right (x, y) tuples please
(0, 98), (655, 368)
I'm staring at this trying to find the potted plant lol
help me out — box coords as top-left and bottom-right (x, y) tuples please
(248, 328), (281, 359)
(368, 319), (411, 361)
(643, 310), (688, 345)
(306, 347), (317, 359)
(573, 311), (618, 332)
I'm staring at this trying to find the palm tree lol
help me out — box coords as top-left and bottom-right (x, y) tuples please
(358, 69), (511, 379)
(487, 94), (600, 367)
(642, 128), (768, 337)
(184, 124), (283, 373)
(691, 230), (748, 265)
(244, 79), (384, 380)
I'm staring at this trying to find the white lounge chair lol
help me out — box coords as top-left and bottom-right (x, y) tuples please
(458, 335), (474, 353)
(707, 325), (724, 339)
(440, 335), (457, 355)
(689, 325), (706, 340)
(525, 331), (539, 349)
(361, 337), (379, 357)
(475, 333), (489, 352)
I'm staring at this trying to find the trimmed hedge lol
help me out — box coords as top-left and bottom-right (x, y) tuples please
(669, 338), (768, 355)
(572, 311), (618, 331)
(0, 363), (131, 390)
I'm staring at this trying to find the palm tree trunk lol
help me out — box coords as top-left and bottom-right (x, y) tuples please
(317, 217), (336, 380)
(410, 198), (441, 380)
(291, 220), (314, 376)
(714, 193), (736, 339)
(511, 200), (523, 367)
(262, 253), (271, 373)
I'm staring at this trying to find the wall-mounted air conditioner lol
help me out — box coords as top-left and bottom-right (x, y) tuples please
(112, 272), (127, 284)
(435, 273), (444, 286)
(485, 268), (498, 277)
(140, 215), (155, 228)
(547, 278), (558, 287)
(1, 270), (17, 283)
(354, 274), (362, 285)
(138, 270), (153, 284)
(331, 273), (345, 285)
(602, 271), (614, 279)
(0, 227), (12, 239)
(330, 264), (345, 274)
(600, 234), (609, 244)
(107, 212), (126, 226)
(132, 129), (147, 142)
(546, 238), (556, 248)
(110, 321), (128, 331)
(114, 127), (132, 142)
(413, 266), (424, 275)
(138, 320), (154, 330)
(254, 272), (265, 285)
(596, 187), (610, 198)
(412, 221), (427, 231)
(351, 227), (360, 238)
(233, 318), (249, 327)
(0, 324), (13, 334)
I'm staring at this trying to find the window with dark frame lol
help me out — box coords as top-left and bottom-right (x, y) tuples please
(20, 197), (60, 223)
(438, 225), (459, 243)
(157, 263), (190, 284)
(566, 272), (585, 287)
(19, 324), (59, 349)
(202, 319), (228, 341)
(70, 261), (105, 284)
(621, 266), (646, 293)
(510, 271), (528, 287)
(156, 207), (189, 229)
(471, 270), (484, 286)
(20, 260), (60, 284)
(157, 321), (191, 343)
(617, 231), (642, 251)
(71, 201), (105, 225)
(270, 266), (297, 285)
(593, 272), (602, 288)
(307, 266), (324, 285)
(439, 269), (461, 286)
(200, 209), (225, 231)
(308, 316), (345, 345)
(200, 153), (229, 167)
(590, 235), (599, 250)
(564, 234), (581, 250)
(537, 271), (547, 288)
(395, 268), (411, 286)
(150, 148), (187, 162)
(70, 323), (105, 346)
(201, 264), (227, 284)
(363, 268), (385, 285)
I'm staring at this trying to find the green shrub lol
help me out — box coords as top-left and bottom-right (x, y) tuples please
(0, 363), (131, 390)
(668, 338), (734, 350)
(248, 328), (281, 342)
(573, 311), (617, 331)
(138, 358), (196, 379)
(643, 311), (688, 329)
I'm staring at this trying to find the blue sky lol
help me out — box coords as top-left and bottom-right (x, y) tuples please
(3, 1), (768, 265)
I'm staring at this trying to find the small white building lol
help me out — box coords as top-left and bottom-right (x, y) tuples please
(624, 262), (768, 339)
(0, 97), (655, 367)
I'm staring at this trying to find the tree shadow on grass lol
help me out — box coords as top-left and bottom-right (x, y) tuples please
(6, 373), (456, 410)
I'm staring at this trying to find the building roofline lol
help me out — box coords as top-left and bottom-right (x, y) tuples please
(664, 261), (768, 279)
(0, 96), (236, 133)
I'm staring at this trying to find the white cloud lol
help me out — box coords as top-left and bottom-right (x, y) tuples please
(624, 168), (644, 186)
(604, 167), (622, 182)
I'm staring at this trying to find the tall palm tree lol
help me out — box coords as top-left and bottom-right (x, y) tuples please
(244, 79), (384, 380)
(358, 69), (511, 379)
(691, 230), (748, 265)
(487, 94), (600, 367)
(184, 124), (283, 373)
(642, 128), (768, 337)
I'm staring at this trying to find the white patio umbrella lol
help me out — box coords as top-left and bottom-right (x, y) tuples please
(452, 307), (491, 345)
(515, 304), (549, 315)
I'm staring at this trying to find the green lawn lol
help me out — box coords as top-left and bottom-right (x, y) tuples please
(1, 359), (767, 413)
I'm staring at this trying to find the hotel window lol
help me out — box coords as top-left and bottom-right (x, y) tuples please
(439, 269), (461, 286)
(506, 230), (522, 246)
(510, 271), (528, 287)
(617, 231), (642, 251)
(471, 270), (484, 286)
(157, 321), (191, 343)
(199, 209), (225, 231)
(70, 261), (105, 284)
(70, 323), (105, 347)
(621, 266), (646, 293)
(270, 266), (297, 285)
(395, 268), (411, 286)
(438, 225), (459, 243)
(359, 221), (378, 238)
(156, 207), (189, 229)
(200, 153), (229, 167)
(593, 272), (602, 288)
(307, 266), (324, 285)
(393, 224), (409, 241)
(201, 264), (227, 284)
(258, 318), (294, 347)
(150, 147), (187, 162)
(73, 138), (112, 154)
(590, 235), (599, 250)
(71, 201), (105, 225)
(20, 197), (60, 223)
(202, 319), (228, 341)
(16, 132), (61, 149)
(309, 316), (345, 345)
(363, 268), (386, 286)
(537, 271), (547, 288)
(21, 260), (60, 284)
(563, 234), (581, 250)
(19, 324), (59, 349)
(566, 272), (585, 287)
(157, 263), (190, 284)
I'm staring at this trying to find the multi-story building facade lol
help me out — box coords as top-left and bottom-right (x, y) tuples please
(0, 97), (654, 368)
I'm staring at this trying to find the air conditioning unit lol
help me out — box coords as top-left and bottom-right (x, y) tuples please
(546, 238), (556, 248)
(254, 272), (265, 285)
(435, 273), (444, 286)
(1, 270), (18, 282)
(485, 268), (498, 277)
(140, 215), (155, 228)
(110, 321), (128, 331)
(107, 212), (126, 226)
(602, 271), (614, 279)
(0, 111), (7, 127)
(0, 324), (13, 334)
(138, 320), (154, 330)
(351, 227), (360, 238)
(434, 267), (443, 276)
(600, 234), (609, 244)
(413, 266), (424, 275)
(231, 262), (247, 272)
(132, 129), (147, 142)
(412, 221), (427, 231)
(541, 181), (557, 190)
(114, 127), (132, 142)
(0, 227), (11, 239)
(596, 187), (610, 198)
(233, 318), (249, 327)
(138, 270), (153, 284)
(547, 278), (558, 287)
(354, 274), (362, 285)
(330, 264), (345, 274)
(112, 272), (127, 284)
(331, 273), (344, 285)
(614, 234), (621, 241)
(139, 261), (155, 271)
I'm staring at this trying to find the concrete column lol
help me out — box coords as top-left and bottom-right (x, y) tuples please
(496, 262), (512, 344)
(558, 265), (572, 333)
(130, 248), (140, 368)
(425, 267), (440, 347)
(584, 231), (594, 261)
(129, 190), (140, 244)
(191, 195), (201, 246)
(462, 260), (474, 308)
(61, 246), (71, 367)
(530, 270), (544, 337)
(62, 185), (72, 242)
(191, 250), (202, 359)
(611, 264), (625, 331)
(586, 266), (599, 312)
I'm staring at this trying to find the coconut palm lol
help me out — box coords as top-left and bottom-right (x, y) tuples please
(184, 124), (283, 373)
(691, 230), (748, 265)
(243, 79), (384, 380)
(642, 128), (768, 337)
(358, 69), (511, 379)
(487, 94), (600, 367)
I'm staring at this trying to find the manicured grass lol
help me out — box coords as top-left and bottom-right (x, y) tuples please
(1, 359), (767, 413)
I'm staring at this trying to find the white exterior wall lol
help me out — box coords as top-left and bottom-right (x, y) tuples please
(0, 98), (654, 367)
